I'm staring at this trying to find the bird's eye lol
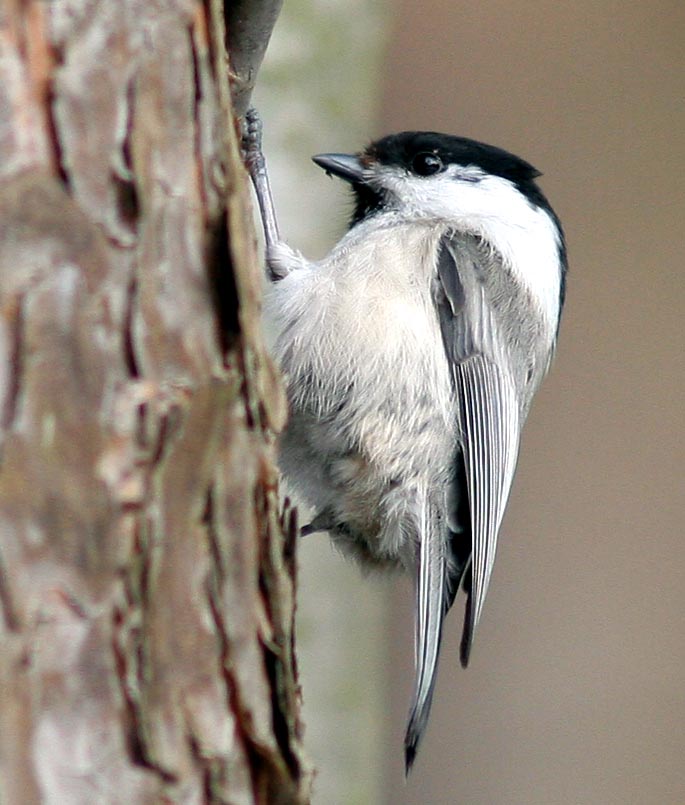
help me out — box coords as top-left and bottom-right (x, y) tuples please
(411, 152), (444, 176)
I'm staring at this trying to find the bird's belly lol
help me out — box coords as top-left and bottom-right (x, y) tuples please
(271, 274), (456, 568)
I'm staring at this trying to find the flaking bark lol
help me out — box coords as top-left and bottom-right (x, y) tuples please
(0, 2), (308, 803)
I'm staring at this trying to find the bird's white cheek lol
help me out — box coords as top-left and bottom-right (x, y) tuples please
(401, 177), (562, 333)
(414, 177), (511, 221)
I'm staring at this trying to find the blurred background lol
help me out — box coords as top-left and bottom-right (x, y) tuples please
(254, 1), (685, 802)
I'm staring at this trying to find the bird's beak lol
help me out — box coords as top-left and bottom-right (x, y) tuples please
(312, 153), (366, 183)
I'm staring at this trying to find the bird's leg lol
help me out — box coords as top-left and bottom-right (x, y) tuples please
(242, 108), (292, 281)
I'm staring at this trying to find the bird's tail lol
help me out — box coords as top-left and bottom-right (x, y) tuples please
(404, 494), (448, 773)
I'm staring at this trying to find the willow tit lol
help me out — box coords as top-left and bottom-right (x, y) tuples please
(243, 109), (566, 771)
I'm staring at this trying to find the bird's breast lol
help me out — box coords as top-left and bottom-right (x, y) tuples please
(266, 224), (456, 480)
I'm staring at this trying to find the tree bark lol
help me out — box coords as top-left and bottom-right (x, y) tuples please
(0, 2), (308, 802)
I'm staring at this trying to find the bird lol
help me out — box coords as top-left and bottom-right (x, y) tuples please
(242, 108), (567, 771)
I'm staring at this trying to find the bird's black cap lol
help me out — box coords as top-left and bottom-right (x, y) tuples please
(369, 131), (542, 187)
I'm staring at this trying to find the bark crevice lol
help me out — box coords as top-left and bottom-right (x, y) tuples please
(1, 293), (25, 435)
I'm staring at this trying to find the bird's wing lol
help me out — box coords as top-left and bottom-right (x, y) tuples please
(435, 234), (521, 662)
(405, 235), (521, 770)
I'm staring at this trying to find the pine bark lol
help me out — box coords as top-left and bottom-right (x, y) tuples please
(0, 1), (308, 802)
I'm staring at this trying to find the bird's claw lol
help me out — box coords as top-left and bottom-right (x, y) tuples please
(242, 107), (265, 176)
(240, 107), (284, 278)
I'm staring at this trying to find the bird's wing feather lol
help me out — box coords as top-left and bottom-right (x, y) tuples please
(434, 234), (521, 664)
(455, 356), (519, 663)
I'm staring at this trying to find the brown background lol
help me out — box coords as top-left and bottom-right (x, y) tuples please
(380, 2), (685, 802)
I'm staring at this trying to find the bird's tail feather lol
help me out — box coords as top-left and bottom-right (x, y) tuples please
(404, 495), (447, 773)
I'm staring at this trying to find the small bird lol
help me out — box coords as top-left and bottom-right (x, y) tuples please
(243, 109), (566, 771)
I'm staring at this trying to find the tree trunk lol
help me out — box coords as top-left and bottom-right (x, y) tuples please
(0, 2), (308, 802)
